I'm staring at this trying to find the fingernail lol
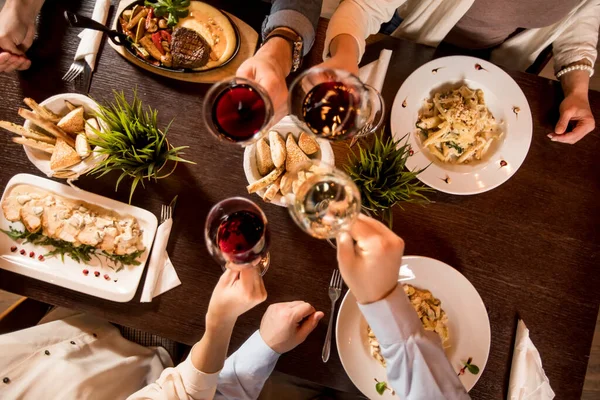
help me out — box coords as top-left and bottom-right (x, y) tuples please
(547, 134), (553, 139)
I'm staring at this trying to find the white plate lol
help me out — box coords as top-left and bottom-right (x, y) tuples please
(391, 56), (532, 195)
(0, 174), (158, 302)
(23, 93), (104, 180)
(243, 116), (334, 207)
(336, 256), (490, 398)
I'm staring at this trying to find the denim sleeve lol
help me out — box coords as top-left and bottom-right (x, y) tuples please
(262, 0), (323, 55)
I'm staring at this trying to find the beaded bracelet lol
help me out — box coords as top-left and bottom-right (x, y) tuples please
(556, 64), (594, 79)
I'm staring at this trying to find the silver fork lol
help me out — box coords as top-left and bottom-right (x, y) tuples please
(62, 59), (86, 83)
(322, 269), (343, 362)
(160, 204), (173, 224)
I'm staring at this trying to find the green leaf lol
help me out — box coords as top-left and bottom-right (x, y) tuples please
(375, 381), (387, 395)
(466, 364), (480, 375)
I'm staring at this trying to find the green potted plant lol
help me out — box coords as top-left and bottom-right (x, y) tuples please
(345, 133), (433, 227)
(88, 90), (193, 203)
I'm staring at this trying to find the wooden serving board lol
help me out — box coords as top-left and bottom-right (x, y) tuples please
(109, 0), (259, 83)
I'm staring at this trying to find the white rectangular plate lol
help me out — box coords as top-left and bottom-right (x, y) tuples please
(0, 174), (158, 302)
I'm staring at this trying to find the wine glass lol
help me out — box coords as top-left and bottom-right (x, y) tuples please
(203, 77), (274, 146)
(288, 68), (384, 141)
(204, 197), (271, 275)
(284, 160), (361, 240)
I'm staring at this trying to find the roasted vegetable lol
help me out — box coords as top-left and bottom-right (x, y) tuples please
(135, 18), (146, 43)
(139, 35), (164, 60)
(126, 8), (148, 30)
(151, 32), (165, 55)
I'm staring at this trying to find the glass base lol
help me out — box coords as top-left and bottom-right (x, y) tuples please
(221, 252), (270, 276)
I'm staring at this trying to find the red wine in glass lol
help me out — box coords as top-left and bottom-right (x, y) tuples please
(302, 82), (357, 140)
(217, 210), (269, 264)
(212, 84), (267, 142)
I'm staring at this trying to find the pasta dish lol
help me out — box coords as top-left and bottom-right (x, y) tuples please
(416, 85), (501, 164)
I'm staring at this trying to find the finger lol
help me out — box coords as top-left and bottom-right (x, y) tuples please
(21, 27), (36, 51)
(16, 59), (31, 71)
(221, 267), (240, 285)
(356, 214), (395, 237)
(298, 311), (324, 339)
(2, 56), (21, 73)
(287, 300), (309, 308)
(11, 57), (29, 71)
(347, 216), (381, 243)
(0, 38), (24, 56)
(291, 302), (316, 322)
(555, 108), (575, 134)
(239, 266), (265, 296)
(0, 53), (12, 72)
(336, 231), (356, 267)
(549, 120), (594, 144)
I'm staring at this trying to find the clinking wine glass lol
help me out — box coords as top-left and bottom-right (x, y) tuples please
(205, 197), (271, 275)
(203, 77), (274, 146)
(284, 160), (361, 240)
(288, 68), (384, 141)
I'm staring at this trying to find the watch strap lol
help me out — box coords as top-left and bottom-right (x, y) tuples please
(263, 28), (303, 72)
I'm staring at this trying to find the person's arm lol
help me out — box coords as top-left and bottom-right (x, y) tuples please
(547, 3), (599, 144)
(128, 268), (267, 400)
(215, 301), (323, 400)
(337, 215), (469, 400)
(263, 0), (322, 56)
(0, 0), (44, 72)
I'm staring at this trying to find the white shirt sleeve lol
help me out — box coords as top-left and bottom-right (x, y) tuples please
(323, 0), (406, 61)
(127, 331), (280, 400)
(358, 285), (470, 400)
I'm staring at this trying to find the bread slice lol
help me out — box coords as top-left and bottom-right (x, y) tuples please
(50, 138), (81, 170)
(262, 178), (281, 202)
(18, 108), (75, 147)
(85, 118), (100, 140)
(57, 107), (85, 134)
(279, 171), (293, 196)
(0, 121), (56, 144)
(12, 137), (55, 154)
(247, 166), (284, 194)
(23, 98), (61, 123)
(75, 134), (91, 158)
(298, 132), (319, 155)
(285, 134), (310, 171)
(269, 131), (286, 168)
(256, 138), (275, 176)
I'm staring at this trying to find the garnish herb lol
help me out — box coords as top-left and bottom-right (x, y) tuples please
(374, 378), (395, 396)
(346, 133), (433, 228)
(145, 0), (190, 27)
(88, 90), (194, 203)
(415, 122), (429, 138)
(1, 227), (143, 270)
(446, 141), (464, 153)
(457, 357), (480, 376)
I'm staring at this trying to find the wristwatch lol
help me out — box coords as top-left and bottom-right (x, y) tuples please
(262, 27), (303, 72)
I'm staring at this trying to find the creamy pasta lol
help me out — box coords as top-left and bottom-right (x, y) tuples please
(416, 85), (501, 164)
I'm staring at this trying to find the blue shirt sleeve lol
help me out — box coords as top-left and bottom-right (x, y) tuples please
(358, 285), (471, 400)
(262, 0), (323, 55)
(215, 331), (280, 400)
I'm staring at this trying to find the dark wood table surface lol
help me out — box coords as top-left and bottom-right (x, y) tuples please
(1, 1), (599, 399)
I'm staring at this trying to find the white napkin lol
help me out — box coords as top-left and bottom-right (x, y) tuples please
(358, 49), (393, 91)
(508, 320), (555, 400)
(140, 219), (182, 302)
(74, 0), (111, 71)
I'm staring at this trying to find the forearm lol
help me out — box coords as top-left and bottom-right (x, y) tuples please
(4, 0), (44, 19)
(329, 34), (360, 64)
(264, 0), (321, 56)
(192, 317), (236, 374)
(257, 36), (292, 76)
(560, 63), (591, 97)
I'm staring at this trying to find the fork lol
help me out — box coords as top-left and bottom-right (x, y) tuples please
(62, 59), (86, 83)
(160, 204), (173, 224)
(322, 269), (343, 362)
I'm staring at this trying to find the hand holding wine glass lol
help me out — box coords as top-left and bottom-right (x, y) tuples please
(336, 214), (405, 305)
(206, 267), (267, 328)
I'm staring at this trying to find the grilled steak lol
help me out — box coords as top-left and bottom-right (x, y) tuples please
(171, 27), (210, 69)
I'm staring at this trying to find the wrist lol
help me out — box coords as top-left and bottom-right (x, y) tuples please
(329, 34), (359, 63)
(258, 37), (292, 77)
(205, 312), (236, 332)
(356, 283), (399, 305)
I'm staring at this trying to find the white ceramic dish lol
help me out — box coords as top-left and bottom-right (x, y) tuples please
(390, 56), (532, 195)
(0, 173), (158, 302)
(336, 256), (491, 398)
(243, 116), (335, 207)
(23, 93), (105, 180)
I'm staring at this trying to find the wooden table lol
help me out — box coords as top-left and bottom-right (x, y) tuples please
(1, 1), (600, 399)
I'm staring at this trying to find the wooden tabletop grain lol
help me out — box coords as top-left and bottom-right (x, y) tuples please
(1, 1), (599, 399)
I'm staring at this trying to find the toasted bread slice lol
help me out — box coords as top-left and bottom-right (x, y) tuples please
(23, 98), (61, 123)
(247, 166), (284, 194)
(75, 134), (91, 158)
(85, 118), (100, 140)
(256, 138), (275, 176)
(298, 132), (319, 155)
(12, 137), (55, 154)
(262, 177), (281, 202)
(64, 100), (79, 112)
(18, 108), (75, 147)
(285, 134), (310, 171)
(50, 138), (81, 170)
(57, 107), (85, 134)
(279, 171), (293, 196)
(269, 131), (286, 168)
(0, 121), (56, 144)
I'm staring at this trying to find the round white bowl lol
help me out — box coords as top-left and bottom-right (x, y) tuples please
(243, 116), (335, 207)
(23, 93), (103, 180)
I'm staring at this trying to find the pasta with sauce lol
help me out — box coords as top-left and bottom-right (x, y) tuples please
(416, 85), (501, 164)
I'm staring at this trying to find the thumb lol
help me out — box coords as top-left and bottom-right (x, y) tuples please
(555, 108), (574, 134)
(298, 311), (324, 340)
(336, 231), (356, 268)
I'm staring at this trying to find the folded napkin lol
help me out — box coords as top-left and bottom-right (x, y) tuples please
(140, 218), (182, 302)
(75, 0), (110, 71)
(358, 49), (393, 92)
(508, 320), (555, 400)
